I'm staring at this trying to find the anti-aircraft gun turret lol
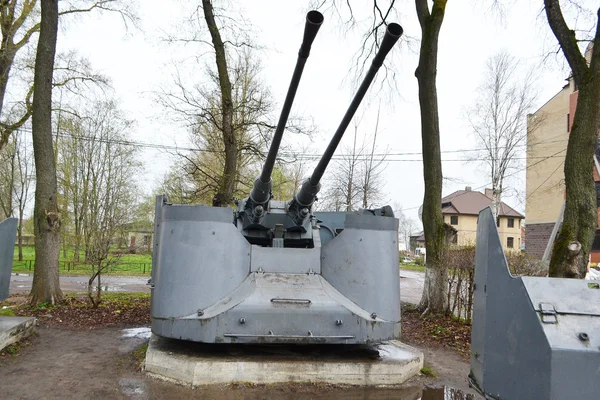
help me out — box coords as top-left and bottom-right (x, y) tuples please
(150, 12), (404, 344)
(237, 15), (402, 247)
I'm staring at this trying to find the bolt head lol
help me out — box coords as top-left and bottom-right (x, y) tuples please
(370, 312), (377, 320)
(197, 309), (204, 316)
(239, 317), (246, 324)
(336, 319), (343, 326)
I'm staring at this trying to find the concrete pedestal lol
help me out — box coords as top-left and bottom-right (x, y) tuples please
(0, 316), (36, 351)
(144, 334), (423, 387)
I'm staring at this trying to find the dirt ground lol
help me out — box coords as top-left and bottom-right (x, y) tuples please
(0, 325), (479, 400)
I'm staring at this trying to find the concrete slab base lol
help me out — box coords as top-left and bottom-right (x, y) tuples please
(144, 334), (423, 386)
(0, 316), (36, 351)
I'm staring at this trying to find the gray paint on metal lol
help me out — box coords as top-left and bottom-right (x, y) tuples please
(321, 214), (400, 323)
(151, 198), (250, 319)
(343, 213), (398, 231)
(250, 245), (320, 274)
(470, 207), (600, 399)
(0, 218), (17, 301)
(152, 272), (399, 344)
(150, 196), (401, 344)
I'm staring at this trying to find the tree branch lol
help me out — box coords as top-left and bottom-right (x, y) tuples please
(543, 0), (590, 86)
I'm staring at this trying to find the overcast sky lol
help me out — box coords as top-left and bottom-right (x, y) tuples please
(54, 0), (596, 229)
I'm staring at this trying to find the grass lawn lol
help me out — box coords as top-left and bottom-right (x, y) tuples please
(12, 246), (152, 276)
(400, 263), (426, 272)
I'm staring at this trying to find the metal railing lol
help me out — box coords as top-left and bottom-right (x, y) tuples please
(12, 259), (152, 274)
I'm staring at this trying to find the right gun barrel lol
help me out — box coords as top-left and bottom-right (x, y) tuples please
(293, 22), (403, 208)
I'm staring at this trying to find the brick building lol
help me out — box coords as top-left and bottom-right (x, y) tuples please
(525, 43), (599, 261)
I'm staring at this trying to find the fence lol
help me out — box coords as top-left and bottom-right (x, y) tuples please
(12, 259), (153, 275)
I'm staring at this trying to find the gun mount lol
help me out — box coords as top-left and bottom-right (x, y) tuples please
(470, 207), (600, 399)
(0, 218), (17, 301)
(150, 12), (403, 344)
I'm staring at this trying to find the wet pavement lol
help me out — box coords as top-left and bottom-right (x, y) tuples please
(400, 268), (425, 304)
(9, 273), (150, 295)
(9, 269), (427, 305)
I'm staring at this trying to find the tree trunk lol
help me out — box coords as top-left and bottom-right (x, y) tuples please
(202, 0), (237, 207)
(29, 0), (63, 306)
(415, 0), (448, 314)
(545, 2), (600, 278)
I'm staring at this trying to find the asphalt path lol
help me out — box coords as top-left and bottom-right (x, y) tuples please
(10, 269), (426, 304)
(9, 273), (150, 295)
(399, 268), (425, 305)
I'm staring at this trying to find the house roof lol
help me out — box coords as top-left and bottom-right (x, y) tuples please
(441, 189), (524, 218)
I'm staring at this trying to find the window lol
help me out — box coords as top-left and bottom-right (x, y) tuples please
(450, 215), (458, 225)
(507, 237), (514, 249)
(596, 182), (600, 207)
(496, 217), (500, 227)
(507, 218), (515, 228)
(567, 113), (570, 132)
(593, 232), (600, 251)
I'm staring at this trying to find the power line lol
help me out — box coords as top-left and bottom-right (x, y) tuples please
(401, 148), (567, 212)
(15, 126), (567, 160)
(48, 131), (565, 162)
(515, 161), (564, 207)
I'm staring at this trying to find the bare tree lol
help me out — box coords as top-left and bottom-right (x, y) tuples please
(395, 205), (418, 253)
(82, 109), (138, 306)
(157, 49), (275, 204)
(467, 51), (538, 219)
(320, 116), (388, 211)
(12, 128), (33, 261)
(270, 160), (309, 201)
(359, 105), (387, 208)
(0, 1), (131, 150)
(0, 0), (40, 150)
(29, 0), (62, 305)
(320, 122), (362, 211)
(57, 99), (137, 270)
(544, 1), (599, 278)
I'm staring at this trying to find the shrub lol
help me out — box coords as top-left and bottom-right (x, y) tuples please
(506, 252), (547, 277)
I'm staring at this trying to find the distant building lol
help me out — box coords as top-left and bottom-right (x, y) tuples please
(525, 43), (599, 260)
(411, 232), (425, 250)
(416, 187), (523, 252)
(122, 222), (153, 253)
(443, 187), (523, 250)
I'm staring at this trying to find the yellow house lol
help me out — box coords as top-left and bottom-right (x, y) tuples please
(440, 187), (523, 251)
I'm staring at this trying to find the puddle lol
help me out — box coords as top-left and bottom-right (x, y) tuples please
(93, 285), (125, 292)
(121, 327), (152, 340)
(421, 386), (476, 399)
(377, 343), (412, 361)
(118, 378), (147, 397)
(12, 273), (30, 276)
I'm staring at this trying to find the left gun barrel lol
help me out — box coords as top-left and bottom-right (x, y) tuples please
(249, 10), (324, 205)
